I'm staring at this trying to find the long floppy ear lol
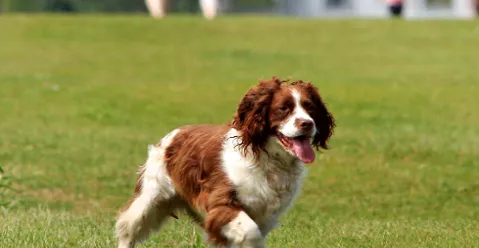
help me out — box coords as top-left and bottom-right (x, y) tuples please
(232, 77), (283, 157)
(302, 82), (335, 150)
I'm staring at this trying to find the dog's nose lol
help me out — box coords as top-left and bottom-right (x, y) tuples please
(296, 118), (314, 131)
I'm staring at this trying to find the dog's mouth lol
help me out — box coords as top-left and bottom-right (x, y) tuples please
(276, 132), (315, 164)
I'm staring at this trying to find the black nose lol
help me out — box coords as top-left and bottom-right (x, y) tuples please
(296, 118), (314, 131)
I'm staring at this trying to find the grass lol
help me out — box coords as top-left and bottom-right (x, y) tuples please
(0, 14), (478, 247)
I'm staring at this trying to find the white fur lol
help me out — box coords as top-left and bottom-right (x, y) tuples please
(221, 211), (264, 248)
(115, 129), (180, 248)
(278, 89), (316, 138)
(221, 129), (305, 239)
(141, 128), (179, 200)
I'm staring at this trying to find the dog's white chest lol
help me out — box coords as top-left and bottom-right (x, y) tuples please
(235, 165), (302, 222)
(221, 129), (304, 227)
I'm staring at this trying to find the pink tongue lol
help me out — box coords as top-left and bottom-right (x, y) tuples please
(291, 138), (315, 163)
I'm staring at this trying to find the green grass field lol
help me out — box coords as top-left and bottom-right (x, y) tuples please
(0, 14), (478, 247)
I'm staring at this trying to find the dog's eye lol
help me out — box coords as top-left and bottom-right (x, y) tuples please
(279, 106), (288, 111)
(303, 102), (315, 111)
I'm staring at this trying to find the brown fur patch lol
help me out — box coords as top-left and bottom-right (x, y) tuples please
(164, 125), (242, 245)
(231, 77), (284, 158)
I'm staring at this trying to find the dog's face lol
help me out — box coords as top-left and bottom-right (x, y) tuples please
(232, 77), (335, 163)
(269, 85), (320, 163)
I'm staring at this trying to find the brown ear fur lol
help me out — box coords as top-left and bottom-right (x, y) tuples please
(295, 81), (335, 150)
(231, 77), (283, 157)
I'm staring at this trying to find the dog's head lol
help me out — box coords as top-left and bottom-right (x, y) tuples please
(232, 77), (335, 163)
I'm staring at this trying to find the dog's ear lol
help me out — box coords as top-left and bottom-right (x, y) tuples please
(232, 77), (283, 157)
(301, 82), (335, 150)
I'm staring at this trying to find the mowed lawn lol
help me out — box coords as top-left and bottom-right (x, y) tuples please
(0, 14), (478, 247)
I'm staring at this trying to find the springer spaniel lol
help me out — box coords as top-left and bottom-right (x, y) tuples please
(115, 77), (335, 248)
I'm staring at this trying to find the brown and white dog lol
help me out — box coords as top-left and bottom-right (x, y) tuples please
(115, 77), (335, 248)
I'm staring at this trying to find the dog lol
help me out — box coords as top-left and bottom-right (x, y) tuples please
(115, 77), (335, 248)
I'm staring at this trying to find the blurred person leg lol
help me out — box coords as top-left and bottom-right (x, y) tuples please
(387, 0), (403, 18)
(145, 0), (167, 18)
(200, 0), (218, 20)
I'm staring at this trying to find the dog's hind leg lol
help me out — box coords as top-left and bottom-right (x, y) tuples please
(115, 131), (180, 248)
(116, 195), (174, 248)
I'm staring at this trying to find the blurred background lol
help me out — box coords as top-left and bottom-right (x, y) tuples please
(0, 0), (477, 18)
(0, 0), (478, 247)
